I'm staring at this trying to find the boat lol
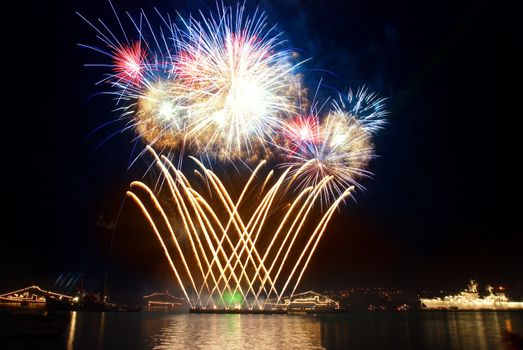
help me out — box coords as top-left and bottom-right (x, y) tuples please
(46, 297), (106, 312)
(46, 295), (141, 312)
(420, 280), (523, 310)
(142, 291), (185, 311)
(284, 290), (341, 313)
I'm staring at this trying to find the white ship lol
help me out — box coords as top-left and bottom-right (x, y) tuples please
(420, 280), (523, 310)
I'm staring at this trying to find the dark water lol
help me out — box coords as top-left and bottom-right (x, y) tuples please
(2, 311), (523, 349)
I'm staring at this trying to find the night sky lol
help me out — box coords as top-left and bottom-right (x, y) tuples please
(3, 0), (520, 298)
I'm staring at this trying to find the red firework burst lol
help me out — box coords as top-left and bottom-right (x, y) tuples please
(282, 115), (322, 154)
(112, 41), (146, 85)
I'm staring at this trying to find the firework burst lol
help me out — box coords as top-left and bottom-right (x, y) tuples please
(339, 86), (388, 133)
(112, 41), (147, 86)
(133, 81), (192, 149)
(282, 115), (321, 150)
(280, 89), (385, 204)
(172, 4), (302, 160)
(79, 3), (303, 163)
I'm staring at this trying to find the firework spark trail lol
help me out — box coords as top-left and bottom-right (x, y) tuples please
(164, 158), (274, 307)
(126, 148), (355, 308)
(200, 189), (273, 307)
(196, 161), (266, 301)
(147, 151), (237, 307)
(250, 185), (314, 303)
(171, 167), (243, 304)
(189, 193), (251, 305)
(128, 181), (201, 305)
(251, 178), (325, 300)
(154, 154), (270, 304)
(164, 159), (255, 307)
(223, 171), (289, 307)
(149, 150), (225, 305)
(231, 166), (323, 306)
(289, 190), (353, 298)
(260, 175), (334, 305)
(195, 164), (286, 307)
(125, 191), (194, 307)
(183, 188), (250, 305)
(279, 187), (354, 304)
(155, 151), (279, 307)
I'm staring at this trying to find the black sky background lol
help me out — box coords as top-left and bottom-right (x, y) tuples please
(2, 0), (521, 299)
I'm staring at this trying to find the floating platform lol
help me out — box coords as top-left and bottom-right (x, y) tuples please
(189, 308), (347, 314)
(190, 308), (287, 314)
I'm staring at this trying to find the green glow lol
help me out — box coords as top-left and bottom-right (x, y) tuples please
(223, 291), (243, 306)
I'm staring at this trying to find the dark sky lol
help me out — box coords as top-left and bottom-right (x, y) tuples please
(2, 0), (521, 298)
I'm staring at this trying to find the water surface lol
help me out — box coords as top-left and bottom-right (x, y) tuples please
(2, 311), (522, 349)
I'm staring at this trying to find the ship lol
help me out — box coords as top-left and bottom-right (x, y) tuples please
(420, 280), (523, 310)
(46, 296), (141, 312)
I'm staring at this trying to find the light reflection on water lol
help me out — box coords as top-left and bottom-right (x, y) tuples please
(417, 312), (518, 350)
(151, 314), (323, 350)
(5, 310), (520, 349)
